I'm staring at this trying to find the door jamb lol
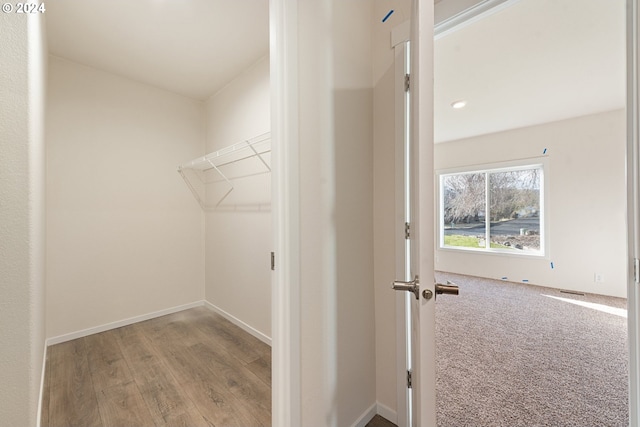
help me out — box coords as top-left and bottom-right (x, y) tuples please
(393, 35), (410, 427)
(626, 0), (639, 425)
(270, 0), (301, 426)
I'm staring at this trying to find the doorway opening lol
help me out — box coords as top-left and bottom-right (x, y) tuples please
(42, 2), (273, 426)
(433, 0), (629, 425)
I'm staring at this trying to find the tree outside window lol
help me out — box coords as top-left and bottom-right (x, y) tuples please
(441, 165), (543, 254)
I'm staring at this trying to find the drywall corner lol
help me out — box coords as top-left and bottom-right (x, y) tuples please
(0, 12), (47, 427)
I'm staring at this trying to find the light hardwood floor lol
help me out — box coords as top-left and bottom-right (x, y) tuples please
(365, 415), (397, 427)
(41, 307), (271, 427)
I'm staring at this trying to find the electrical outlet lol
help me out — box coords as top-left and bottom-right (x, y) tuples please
(594, 273), (604, 283)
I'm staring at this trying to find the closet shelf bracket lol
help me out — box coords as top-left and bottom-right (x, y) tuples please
(177, 132), (271, 210)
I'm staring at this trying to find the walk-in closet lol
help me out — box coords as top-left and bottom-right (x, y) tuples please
(41, 1), (273, 424)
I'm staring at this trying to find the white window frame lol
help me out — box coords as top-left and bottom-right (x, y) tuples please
(437, 158), (548, 257)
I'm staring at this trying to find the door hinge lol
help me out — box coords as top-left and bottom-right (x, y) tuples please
(271, 252), (275, 271)
(405, 222), (411, 240)
(407, 370), (413, 389)
(635, 258), (639, 284)
(404, 74), (410, 92)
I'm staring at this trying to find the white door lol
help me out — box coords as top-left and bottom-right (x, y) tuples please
(391, 2), (442, 426)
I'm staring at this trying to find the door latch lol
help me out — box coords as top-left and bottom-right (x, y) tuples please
(392, 276), (420, 300)
(435, 280), (459, 296)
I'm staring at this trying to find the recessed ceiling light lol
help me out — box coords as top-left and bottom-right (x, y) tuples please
(451, 100), (467, 109)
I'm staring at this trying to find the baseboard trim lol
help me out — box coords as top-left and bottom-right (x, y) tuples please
(351, 403), (377, 427)
(348, 401), (397, 427)
(203, 301), (272, 346)
(46, 301), (205, 346)
(36, 342), (47, 427)
(45, 299), (272, 348)
(376, 402), (397, 424)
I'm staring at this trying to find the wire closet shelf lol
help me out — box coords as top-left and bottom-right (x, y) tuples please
(177, 132), (271, 210)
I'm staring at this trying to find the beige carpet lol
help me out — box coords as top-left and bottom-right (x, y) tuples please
(435, 272), (628, 427)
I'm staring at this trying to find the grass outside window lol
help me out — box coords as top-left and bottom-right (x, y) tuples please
(439, 163), (544, 256)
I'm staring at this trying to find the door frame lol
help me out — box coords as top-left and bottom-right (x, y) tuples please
(627, 1), (640, 424)
(270, 0), (301, 426)
(392, 33), (411, 427)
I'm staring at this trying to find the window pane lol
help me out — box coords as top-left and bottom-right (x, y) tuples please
(442, 173), (486, 249)
(489, 169), (541, 252)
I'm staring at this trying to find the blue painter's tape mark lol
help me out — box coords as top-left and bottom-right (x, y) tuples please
(550, 262), (554, 269)
(543, 148), (547, 154)
(382, 9), (394, 23)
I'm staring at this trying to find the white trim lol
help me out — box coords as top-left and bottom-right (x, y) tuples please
(36, 342), (47, 427)
(350, 403), (377, 427)
(627, 0), (640, 425)
(45, 299), (272, 348)
(436, 156), (547, 176)
(46, 301), (204, 346)
(391, 20), (410, 48)
(394, 40), (411, 427)
(348, 402), (397, 427)
(376, 402), (398, 424)
(202, 301), (271, 345)
(270, 0), (301, 426)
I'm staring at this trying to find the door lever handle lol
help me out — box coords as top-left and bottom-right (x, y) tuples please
(435, 280), (459, 296)
(392, 276), (420, 300)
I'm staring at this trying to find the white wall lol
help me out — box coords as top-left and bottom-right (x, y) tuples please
(295, 1), (376, 425)
(435, 110), (627, 298)
(46, 56), (205, 339)
(0, 13), (46, 427)
(203, 56), (272, 340)
(333, 2), (376, 421)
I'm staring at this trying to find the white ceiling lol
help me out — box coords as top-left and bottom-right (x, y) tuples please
(434, 0), (626, 143)
(46, 0), (625, 140)
(46, 0), (269, 101)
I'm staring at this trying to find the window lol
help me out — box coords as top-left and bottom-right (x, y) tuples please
(439, 164), (544, 255)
